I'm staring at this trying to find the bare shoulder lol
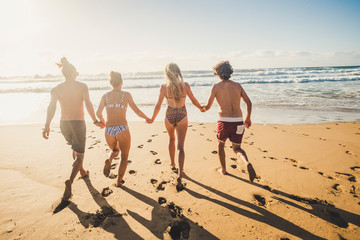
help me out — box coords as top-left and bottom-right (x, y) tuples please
(77, 81), (88, 89)
(184, 82), (190, 91)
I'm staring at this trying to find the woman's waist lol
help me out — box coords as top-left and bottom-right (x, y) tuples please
(106, 119), (128, 127)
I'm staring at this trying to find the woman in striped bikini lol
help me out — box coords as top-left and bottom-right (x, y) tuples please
(148, 63), (204, 191)
(96, 71), (150, 187)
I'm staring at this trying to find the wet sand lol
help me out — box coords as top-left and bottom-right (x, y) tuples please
(0, 121), (359, 239)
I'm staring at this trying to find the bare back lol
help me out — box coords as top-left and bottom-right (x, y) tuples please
(213, 80), (243, 118)
(163, 84), (187, 108)
(53, 81), (87, 120)
(103, 90), (128, 127)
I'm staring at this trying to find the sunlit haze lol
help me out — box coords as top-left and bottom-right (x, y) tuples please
(0, 0), (359, 76)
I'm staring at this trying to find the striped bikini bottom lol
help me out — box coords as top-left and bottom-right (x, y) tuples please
(166, 105), (187, 127)
(105, 125), (129, 137)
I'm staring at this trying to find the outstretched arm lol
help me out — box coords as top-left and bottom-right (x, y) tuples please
(83, 85), (104, 128)
(240, 86), (252, 128)
(185, 83), (204, 112)
(127, 93), (150, 122)
(203, 85), (216, 111)
(43, 89), (58, 139)
(96, 95), (106, 124)
(148, 86), (165, 123)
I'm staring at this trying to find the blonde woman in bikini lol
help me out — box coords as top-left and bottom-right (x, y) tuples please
(96, 71), (150, 187)
(148, 63), (204, 190)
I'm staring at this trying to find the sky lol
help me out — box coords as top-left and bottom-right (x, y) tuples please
(0, 0), (359, 76)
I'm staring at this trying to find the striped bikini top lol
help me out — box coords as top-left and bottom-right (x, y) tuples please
(105, 92), (127, 110)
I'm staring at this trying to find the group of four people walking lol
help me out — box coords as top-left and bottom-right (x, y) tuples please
(42, 57), (256, 200)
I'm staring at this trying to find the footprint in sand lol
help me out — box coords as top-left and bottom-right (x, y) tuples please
(268, 157), (277, 160)
(108, 173), (117, 179)
(231, 165), (237, 169)
(168, 220), (190, 240)
(150, 179), (158, 184)
(285, 157), (298, 163)
(350, 185), (357, 195)
(230, 158), (237, 161)
(158, 197), (167, 204)
(155, 159), (161, 164)
(147, 139), (152, 142)
(253, 194), (267, 207)
(332, 184), (342, 192)
(101, 187), (113, 197)
(212, 150), (218, 154)
(345, 150), (352, 155)
(137, 144), (144, 149)
(200, 133), (204, 136)
(258, 148), (267, 153)
(299, 166), (309, 170)
(262, 185), (274, 192)
(207, 138), (212, 142)
(110, 163), (117, 170)
(350, 166), (360, 171)
(188, 125), (192, 127)
(150, 150), (158, 155)
(157, 181), (168, 191)
(129, 170), (137, 175)
(152, 134), (158, 137)
(127, 160), (132, 164)
(88, 146), (94, 149)
(348, 176), (356, 182)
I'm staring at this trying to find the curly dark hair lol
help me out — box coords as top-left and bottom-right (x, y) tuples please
(213, 61), (233, 80)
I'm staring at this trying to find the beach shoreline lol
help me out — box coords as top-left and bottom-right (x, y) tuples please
(1, 121), (359, 239)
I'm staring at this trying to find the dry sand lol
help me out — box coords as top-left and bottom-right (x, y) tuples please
(0, 121), (359, 240)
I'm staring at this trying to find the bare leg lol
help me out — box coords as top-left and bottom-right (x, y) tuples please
(63, 151), (84, 200)
(218, 141), (227, 175)
(72, 150), (87, 178)
(175, 116), (188, 180)
(232, 143), (256, 182)
(116, 130), (131, 187)
(104, 134), (120, 177)
(165, 119), (176, 169)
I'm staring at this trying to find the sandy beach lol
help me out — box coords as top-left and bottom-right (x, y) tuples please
(0, 121), (359, 240)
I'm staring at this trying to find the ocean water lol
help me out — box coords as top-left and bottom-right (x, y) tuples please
(0, 66), (359, 125)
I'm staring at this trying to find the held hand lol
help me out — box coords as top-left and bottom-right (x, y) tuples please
(201, 105), (207, 112)
(42, 126), (50, 139)
(244, 118), (252, 128)
(146, 118), (154, 124)
(95, 121), (105, 129)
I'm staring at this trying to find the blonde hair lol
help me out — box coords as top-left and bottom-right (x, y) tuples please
(56, 57), (77, 78)
(110, 71), (123, 87)
(165, 63), (184, 102)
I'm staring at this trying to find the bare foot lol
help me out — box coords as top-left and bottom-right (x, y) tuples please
(171, 167), (179, 174)
(247, 163), (256, 182)
(216, 167), (227, 175)
(103, 159), (111, 177)
(176, 177), (184, 192)
(79, 170), (89, 179)
(114, 180), (125, 188)
(63, 180), (72, 200)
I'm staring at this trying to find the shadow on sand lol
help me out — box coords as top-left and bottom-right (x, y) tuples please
(227, 173), (360, 229)
(183, 173), (329, 240)
(67, 177), (143, 240)
(121, 186), (219, 240)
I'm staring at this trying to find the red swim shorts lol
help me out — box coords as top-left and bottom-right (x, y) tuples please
(217, 121), (245, 144)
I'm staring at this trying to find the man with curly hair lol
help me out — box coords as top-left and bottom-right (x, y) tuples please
(203, 61), (256, 182)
